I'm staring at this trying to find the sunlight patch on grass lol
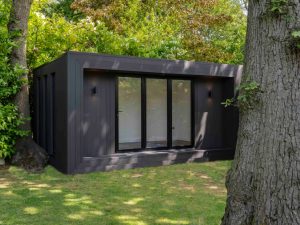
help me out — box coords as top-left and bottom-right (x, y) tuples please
(156, 218), (190, 224)
(123, 197), (144, 205)
(208, 185), (219, 190)
(49, 189), (62, 193)
(179, 183), (196, 192)
(68, 209), (104, 220)
(116, 215), (148, 225)
(2, 190), (16, 196)
(67, 213), (85, 220)
(24, 207), (39, 215)
(131, 173), (143, 178)
(21, 181), (35, 185)
(64, 195), (93, 206)
(130, 208), (142, 213)
(0, 181), (11, 189)
(64, 193), (77, 198)
(31, 183), (50, 188)
(132, 183), (141, 188)
(89, 210), (104, 216)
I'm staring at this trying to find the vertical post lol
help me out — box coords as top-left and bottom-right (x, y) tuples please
(141, 77), (146, 149)
(167, 79), (172, 148)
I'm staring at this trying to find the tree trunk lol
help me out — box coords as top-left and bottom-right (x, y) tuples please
(7, 0), (48, 171)
(8, 0), (33, 130)
(222, 1), (300, 225)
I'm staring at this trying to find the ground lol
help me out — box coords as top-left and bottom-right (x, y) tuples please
(0, 161), (231, 225)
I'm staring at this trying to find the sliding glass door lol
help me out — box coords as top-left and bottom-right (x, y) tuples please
(118, 77), (141, 150)
(172, 80), (191, 147)
(146, 79), (168, 148)
(118, 77), (192, 151)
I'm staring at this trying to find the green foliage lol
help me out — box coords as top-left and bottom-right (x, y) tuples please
(222, 98), (235, 108)
(270, 0), (288, 15)
(222, 77), (262, 111)
(0, 104), (28, 158)
(291, 30), (300, 49)
(0, 0), (29, 159)
(28, 0), (246, 68)
(42, 0), (83, 21)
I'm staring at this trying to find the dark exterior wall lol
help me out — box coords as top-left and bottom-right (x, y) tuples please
(222, 78), (239, 149)
(33, 54), (68, 173)
(82, 71), (115, 157)
(194, 77), (237, 150)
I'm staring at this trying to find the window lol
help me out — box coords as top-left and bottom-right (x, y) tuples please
(118, 77), (142, 150)
(146, 79), (167, 148)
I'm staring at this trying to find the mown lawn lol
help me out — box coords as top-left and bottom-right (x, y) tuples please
(0, 161), (231, 225)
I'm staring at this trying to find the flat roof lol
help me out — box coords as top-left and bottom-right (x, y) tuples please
(34, 51), (243, 78)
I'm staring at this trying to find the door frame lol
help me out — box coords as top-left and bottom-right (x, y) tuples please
(115, 74), (195, 153)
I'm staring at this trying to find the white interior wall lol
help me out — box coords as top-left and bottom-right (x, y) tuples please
(172, 80), (191, 142)
(146, 79), (167, 143)
(118, 77), (141, 143)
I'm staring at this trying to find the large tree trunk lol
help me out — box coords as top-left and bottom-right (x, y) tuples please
(8, 0), (48, 171)
(222, 1), (300, 225)
(8, 0), (33, 130)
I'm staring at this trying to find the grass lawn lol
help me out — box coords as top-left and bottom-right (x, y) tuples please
(0, 161), (231, 225)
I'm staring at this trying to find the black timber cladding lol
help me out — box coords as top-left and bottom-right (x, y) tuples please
(33, 51), (243, 174)
(33, 54), (68, 173)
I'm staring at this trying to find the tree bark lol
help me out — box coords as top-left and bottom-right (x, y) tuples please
(8, 0), (33, 131)
(8, 0), (49, 171)
(222, 1), (300, 225)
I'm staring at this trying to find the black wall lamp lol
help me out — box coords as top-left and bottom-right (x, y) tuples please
(91, 86), (97, 95)
(208, 90), (213, 98)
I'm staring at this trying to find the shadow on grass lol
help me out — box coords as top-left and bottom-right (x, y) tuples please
(0, 161), (231, 225)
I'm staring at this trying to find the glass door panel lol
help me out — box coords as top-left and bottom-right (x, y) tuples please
(146, 79), (167, 148)
(172, 80), (191, 147)
(118, 77), (141, 150)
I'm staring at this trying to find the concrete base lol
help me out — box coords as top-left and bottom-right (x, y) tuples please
(73, 148), (234, 174)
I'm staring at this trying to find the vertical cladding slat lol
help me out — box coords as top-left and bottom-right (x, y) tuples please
(35, 76), (40, 143)
(52, 55), (68, 173)
(44, 75), (46, 149)
(191, 79), (195, 147)
(104, 77), (108, 153)
(67, 55), (83, 173)
(51, 73), (56, 155)
(47, 73), (55, 155)
(45, 75), (50, 152)
(104, 76), (108, 153)
(39, 75), (46, 148)
(67, 56), (76, 173)
(193, 80), (198, 147)
(112, 76), (116, 153)
(108, 75), (115, 154)
(76, 62), (83, 168)
(194, 80), (205, 149)
(222, 78), (237, 148)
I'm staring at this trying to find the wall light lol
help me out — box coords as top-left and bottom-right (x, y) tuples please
(91, 87), (97, 95)
(208, 90), (212, 98)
